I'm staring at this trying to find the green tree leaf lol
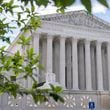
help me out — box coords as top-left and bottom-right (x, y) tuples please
(81, 0), (92, 13)
(98, 0), (109, 7)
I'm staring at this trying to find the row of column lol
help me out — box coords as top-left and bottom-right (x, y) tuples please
(33, 33), (110, 91)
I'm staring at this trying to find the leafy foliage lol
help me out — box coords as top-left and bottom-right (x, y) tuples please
(98, 0), (109, 7)
(81, 0), (92, 13)
(0, 39), (64, 103)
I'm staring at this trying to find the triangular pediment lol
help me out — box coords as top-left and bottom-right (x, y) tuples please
(41, 10), (110, 30)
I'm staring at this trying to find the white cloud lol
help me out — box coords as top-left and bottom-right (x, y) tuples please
(67, 5), (85, 12)
(37, 6), (57, 15)
(37, 3), (85, 15)
(92, 1), (107, 14)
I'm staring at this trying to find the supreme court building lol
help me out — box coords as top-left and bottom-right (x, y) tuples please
(5, 10), (110, 110)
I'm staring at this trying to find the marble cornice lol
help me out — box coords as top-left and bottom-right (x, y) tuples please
(41, 20), (110, 33)
(63, 90), (110, 95)
(35, 21), (110, 42)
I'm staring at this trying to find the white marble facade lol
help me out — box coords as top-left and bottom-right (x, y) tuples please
(6, 10), (110, 110)
(32, 33), (109, 91)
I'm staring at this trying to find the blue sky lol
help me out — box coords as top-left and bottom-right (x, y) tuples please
(95, 9), (110, 23)
(90, 0), (110, 23)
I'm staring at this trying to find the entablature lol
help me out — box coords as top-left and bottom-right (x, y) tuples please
(35, 21), (110, 43)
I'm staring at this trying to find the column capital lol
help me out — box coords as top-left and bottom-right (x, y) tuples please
(47, 34), (54, 39)
(84, 39), (91, 44)
(72, 38), (78, 42)
(107, 42), (110, 46)
(60, 37), (66, 40)
(32, 32), (41, 37)
(96, 40), (103, 45)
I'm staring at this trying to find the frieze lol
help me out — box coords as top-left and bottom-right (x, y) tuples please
(41, 10), (110, 30)
(36, 21), (110, 42)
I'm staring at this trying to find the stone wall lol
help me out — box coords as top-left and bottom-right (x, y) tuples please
(0, 90), (109, 110)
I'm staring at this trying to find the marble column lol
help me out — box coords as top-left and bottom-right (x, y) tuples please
(66, 40), (72, 89)
(78, 41), (86, 90)
(107, 42), (110, 90)
(40, 38), (47, 82)
(85, 40), (92, 90)
(33, 33), (40, 81)
(91, 44), (97, 90)
(59, 37), (66, 88)
(53, 40), (60, 82)
(33, 33), (40, 54)
(96, 41), (103, 90)
(46, 35), (53, 73)
(72, 38), (79, 90)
